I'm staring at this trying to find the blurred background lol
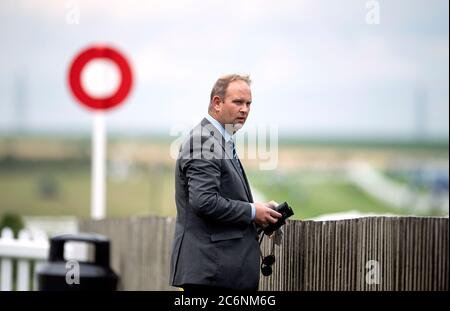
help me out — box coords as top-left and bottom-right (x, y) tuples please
(0, 0), (448, 235)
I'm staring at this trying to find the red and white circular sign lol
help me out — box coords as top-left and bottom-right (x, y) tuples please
(68, 45), (133, 111)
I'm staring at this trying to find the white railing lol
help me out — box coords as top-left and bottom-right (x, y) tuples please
(0, 227), (49, 291)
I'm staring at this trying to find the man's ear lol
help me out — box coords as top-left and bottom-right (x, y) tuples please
(212, 96), (222, 113)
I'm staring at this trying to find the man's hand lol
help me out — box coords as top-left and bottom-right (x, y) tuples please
(254, 202), (282, 227)
(266, 200), (279, 209)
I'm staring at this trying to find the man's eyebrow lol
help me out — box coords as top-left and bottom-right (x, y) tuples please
(232, 98), (252, 103)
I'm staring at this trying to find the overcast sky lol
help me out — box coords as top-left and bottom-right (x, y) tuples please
(0, 0), (448, 140)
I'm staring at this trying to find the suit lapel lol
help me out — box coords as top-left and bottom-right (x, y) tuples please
(228, 156), (252, 202)
(201, 118), (253, 202)
(237, 158), (254, 203)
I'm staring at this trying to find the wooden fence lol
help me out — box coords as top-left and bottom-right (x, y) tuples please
(79, 216), (448, 291)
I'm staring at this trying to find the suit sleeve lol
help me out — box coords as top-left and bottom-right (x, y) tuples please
(182, 155), (253, 226)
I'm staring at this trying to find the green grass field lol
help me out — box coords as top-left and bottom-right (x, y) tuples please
(0, 160), (176, 219)
(251, 171), (411, 219)
(0, 136), (447, 220)
(0, 160), (423, 221)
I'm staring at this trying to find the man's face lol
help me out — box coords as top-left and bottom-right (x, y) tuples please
(216, 80), (252, 133)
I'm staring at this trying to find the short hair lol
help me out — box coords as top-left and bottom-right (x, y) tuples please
(208, 74), (252, 111)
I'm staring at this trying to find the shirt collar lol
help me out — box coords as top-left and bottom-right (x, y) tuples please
(205, 114), (233, 143)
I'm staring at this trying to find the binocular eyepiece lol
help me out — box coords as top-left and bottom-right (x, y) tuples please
(261, 254), (276, 276)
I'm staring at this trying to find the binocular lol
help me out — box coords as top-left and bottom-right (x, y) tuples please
(260, 202), (294, 277)
(263, 202), (294, 236)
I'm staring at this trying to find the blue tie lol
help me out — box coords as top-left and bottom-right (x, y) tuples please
(232, 141), (237, 160)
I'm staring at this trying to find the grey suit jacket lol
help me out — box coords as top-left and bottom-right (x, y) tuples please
(169, 118), (260, 290)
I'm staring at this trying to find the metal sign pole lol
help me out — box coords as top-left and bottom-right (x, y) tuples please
(91, 112), (106, 219)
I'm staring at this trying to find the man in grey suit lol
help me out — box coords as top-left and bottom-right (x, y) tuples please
(170, 74), (282, 291)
